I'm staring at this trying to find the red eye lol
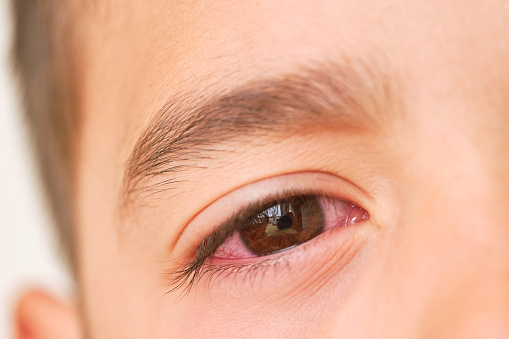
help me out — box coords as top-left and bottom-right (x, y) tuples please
(214, 196), (368, 259)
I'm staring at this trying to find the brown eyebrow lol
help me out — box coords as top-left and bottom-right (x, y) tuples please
(122, 59), (394, 208)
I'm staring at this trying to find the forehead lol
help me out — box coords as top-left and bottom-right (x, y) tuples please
(81, 0), (509, 114)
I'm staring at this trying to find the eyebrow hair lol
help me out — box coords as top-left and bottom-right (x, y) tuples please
(122, 59), (394, 208)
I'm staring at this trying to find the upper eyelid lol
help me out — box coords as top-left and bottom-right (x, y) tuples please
(172, 171), (373, 252)
(122, 60), (389, 208)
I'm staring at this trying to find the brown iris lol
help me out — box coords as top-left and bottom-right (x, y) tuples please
(238, 196), (324, 256)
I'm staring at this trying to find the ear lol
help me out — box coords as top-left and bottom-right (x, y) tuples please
(15, 289), (81, 339)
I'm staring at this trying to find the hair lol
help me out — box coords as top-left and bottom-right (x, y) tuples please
(10, 0), (81, 268)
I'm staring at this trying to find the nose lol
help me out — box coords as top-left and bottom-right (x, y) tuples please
(398, 135), (509, 338)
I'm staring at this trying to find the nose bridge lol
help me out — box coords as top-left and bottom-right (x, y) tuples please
(408, 121), (509, 264)
(399, 122), (509, 337)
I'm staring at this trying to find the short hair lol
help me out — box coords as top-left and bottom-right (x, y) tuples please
(11, 0), (80, 268)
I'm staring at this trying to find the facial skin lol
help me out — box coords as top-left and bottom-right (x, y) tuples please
(16, 0), (509, 338)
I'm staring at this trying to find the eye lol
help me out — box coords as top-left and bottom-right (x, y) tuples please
(214, 195), (368, 259)
(166, 172), (372, 295)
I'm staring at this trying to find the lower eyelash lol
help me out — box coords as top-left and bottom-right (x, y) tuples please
(210, 251), (299, 290)
(165, 253), (284, 297)
(166, 253), (294, 299)
(164, 228), (323, 297)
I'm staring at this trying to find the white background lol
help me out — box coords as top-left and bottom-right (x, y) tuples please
(0, 0), (70, 338)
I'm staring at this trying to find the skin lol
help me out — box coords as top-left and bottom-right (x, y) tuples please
(15, 0), (509, 338)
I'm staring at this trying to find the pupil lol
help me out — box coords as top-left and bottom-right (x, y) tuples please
(277, 214), (293, 230)
(238, 196), (324, 256)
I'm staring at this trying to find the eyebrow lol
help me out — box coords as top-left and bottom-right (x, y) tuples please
(122, 60), (393, 208)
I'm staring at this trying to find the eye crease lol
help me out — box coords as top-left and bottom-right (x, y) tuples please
(167, 189), (369, 294)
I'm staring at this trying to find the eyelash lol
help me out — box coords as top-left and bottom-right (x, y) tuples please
(165, 189), (365, 296)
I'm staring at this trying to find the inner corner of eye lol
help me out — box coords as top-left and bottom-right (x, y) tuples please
(212, 195), (369, 260)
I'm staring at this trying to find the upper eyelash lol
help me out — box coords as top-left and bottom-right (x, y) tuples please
(164, 189), (333, 296)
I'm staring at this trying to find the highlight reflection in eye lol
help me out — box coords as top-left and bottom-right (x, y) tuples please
(168, 193), (369, 294)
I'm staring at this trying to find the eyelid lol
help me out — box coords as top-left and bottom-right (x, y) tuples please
(172, 171), (372, 261)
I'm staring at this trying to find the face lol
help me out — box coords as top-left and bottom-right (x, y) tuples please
(73, 1), (509, 337)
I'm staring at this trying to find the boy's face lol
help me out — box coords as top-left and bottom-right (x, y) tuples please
(69, 0), (509, 337)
